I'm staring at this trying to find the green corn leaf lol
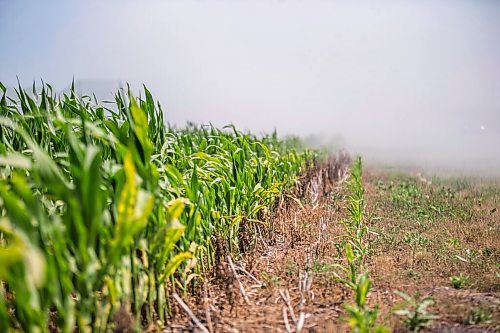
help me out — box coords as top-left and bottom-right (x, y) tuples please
(165, 198), (189, 222)
(159, 252), (192, 283)
(356, 273), (371, 308)
(130, 98), (153, 164)
(346, 243), (355, 264)
(0, 221), (46, 288)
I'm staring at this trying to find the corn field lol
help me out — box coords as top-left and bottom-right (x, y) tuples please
(0, 82), (315, 332)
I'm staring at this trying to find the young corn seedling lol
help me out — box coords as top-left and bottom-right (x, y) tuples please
(394, 291), (438, 332)
(449, 273), (469, 289)
(333, 158), (388, 333)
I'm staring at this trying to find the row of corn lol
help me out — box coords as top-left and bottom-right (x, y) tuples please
(0, 82), (314, 332)
(335, 158), (389, 332)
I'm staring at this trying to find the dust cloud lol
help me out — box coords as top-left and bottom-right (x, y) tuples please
(1, 0), (499, 176)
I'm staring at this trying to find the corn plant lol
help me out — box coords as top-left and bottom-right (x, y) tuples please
(449, 273), (468, 289)
(345, 157), (369, 263)
(402, 231), (429, 269)
(333, 157), (388, 332)
(466, 307), (492, 325)
(394, 291), (438, 332)
(0, 81), (313, 332)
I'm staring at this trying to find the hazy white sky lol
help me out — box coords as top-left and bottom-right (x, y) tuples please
(1, 0), (499, 173)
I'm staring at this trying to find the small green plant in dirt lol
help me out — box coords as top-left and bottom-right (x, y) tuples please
(261, 272), (280, 288)
(311, 261), (335, 274)
(450, 273), (468, 289)
(402, 231), (429, 269)
(456, 248), (479, 267)
(285, 260), (298, 276)
(345, 305), (389, 333)
(343, 272), (389, 333)
(448, 237), (460, 248)
(394, 291), (438, 332)
(466, 307), (492, 325)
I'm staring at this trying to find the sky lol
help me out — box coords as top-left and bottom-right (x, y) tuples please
(1, 0), (499, 174)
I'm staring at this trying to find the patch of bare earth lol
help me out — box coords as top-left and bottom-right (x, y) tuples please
(164, 164), (499, 332)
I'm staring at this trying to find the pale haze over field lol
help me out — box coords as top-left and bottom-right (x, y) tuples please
(1, 0), (499, 175)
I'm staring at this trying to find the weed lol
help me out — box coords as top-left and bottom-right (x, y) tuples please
(450, 274), (468, 289)
(456, 248), (479, 267)
(261, 272), (280, 288)
(394, 291), (438, 332)
(466, 307), (492, 325)
(310, 261), (335, 274)
(285, 260), (298, 276)
(402, 232), (429, 269)
(448, 238), (460, 248)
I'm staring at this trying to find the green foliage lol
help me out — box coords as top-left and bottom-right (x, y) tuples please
(345, 303), (389, 333)
(456, 248), (479, 266)
(338, 252), (389, 333)
(450, 273), (468, 289)
(335, 158), (388, 333)
(376, 176), (475, 222)
(403, 231), (429, 269)
(466, 307), (492, 325)
(394, 291), (438, 332)
(0, 82), (312, 332)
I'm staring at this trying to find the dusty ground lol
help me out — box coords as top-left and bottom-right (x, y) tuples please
(164, 166), (499, 333)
